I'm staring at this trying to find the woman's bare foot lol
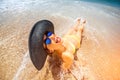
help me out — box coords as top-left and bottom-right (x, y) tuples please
(74, 18), (81, 31)
(79, 20), (86, 32)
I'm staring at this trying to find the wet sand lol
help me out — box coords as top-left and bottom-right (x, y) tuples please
(0, 0), (120, 80)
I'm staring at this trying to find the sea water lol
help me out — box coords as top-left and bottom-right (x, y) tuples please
(0, 0), (120, 80)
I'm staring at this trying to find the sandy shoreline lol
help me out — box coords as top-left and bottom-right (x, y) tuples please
(0, 15), (120, 80)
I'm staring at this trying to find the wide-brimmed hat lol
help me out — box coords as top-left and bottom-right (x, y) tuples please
(29, 20), (54, 70)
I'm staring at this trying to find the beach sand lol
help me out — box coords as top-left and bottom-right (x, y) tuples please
(0, 0), (120, 80)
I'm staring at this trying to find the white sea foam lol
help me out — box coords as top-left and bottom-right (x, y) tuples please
(13, 51), (29, 80)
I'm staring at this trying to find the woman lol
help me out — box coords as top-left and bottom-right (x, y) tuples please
(44, 19), (85, 70)
(29, 19), (86, 70)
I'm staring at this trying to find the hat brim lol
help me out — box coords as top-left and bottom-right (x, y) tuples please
(29, 20), (54, 70)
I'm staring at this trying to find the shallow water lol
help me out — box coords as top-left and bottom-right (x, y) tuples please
(0, 0), (120, 80)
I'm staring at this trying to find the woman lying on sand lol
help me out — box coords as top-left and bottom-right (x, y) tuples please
(29, 19), (86, 71)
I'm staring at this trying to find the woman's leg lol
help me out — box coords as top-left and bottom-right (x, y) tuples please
(76, 20), (86, 43)
(65, 19), (81, 36)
